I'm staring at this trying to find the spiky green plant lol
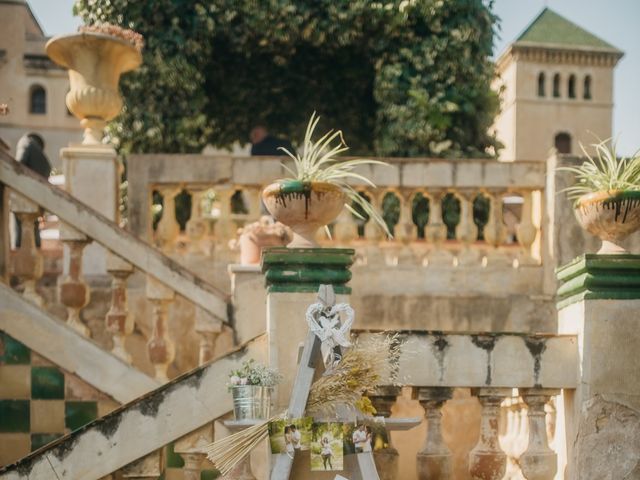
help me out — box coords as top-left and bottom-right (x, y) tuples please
(278, 112), (392, 238)
(560, 138), (640, 204)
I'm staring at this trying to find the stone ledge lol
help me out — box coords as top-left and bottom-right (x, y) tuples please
(556, 254), (640, 309)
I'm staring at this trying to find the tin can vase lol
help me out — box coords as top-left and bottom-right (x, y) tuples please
(231, 385), (272, 420)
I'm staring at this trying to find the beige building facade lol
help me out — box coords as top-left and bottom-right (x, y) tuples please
(0, 0), (81, 169)
(492, 8), (623, 161)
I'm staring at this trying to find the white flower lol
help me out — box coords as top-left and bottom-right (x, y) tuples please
(229, 375), (241, 385)
(239, 377), (248, 385)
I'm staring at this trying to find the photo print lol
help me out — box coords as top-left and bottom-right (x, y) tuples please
(268, 417), (312, 455)
(310, 422), (344, 471)
(343, 420), (390, 455)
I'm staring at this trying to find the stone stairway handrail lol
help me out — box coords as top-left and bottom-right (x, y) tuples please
(0, 333), (268, 480)
(0, 150), (230, 324)
(0, 282), (159, 402)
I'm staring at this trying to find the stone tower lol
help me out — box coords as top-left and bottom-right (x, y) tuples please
(492, 8), (623, 161)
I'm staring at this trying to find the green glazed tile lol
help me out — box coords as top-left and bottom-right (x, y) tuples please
(31, 433), (62, 451)
(64, 401), (97, 431)
(201, 470), (220, 480)
(0, 400), (30, 432)
(31, 367), (65, 399)
(165, 442), (185, 468)
(0, 332), (31, 365)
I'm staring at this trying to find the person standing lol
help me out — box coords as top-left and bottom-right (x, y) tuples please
(249, 125), (295, 156)
(14, 133), (51, 248)
(291, 424), (302, 450)
(321, 435), (333, 470)
(352, 424), (367, 453)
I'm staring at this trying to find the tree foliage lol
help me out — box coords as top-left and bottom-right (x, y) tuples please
(74, 0), (500, 157)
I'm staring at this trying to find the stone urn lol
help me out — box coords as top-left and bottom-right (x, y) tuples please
(574, 190), (640, 254)
(46, 32), (142, 144)
(262, 180), (346, 248)
(229, 216), (292, 265)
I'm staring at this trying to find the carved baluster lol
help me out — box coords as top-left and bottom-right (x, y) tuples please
(122, 450), (162, 479)
(363, 191), (384, 266)
(244, 186), (263, 222)
(59, 233), (91, 336)
(483, 191), (510, 266)
(155, 185), (181, 253)
(222, 421), (257, 479)
(105, 254), (134, 362)
(426, 192), (453, 266)
(469, 388), (509, 480)
(415, 387), (453, 480)
(146, 275), (176, 382)
(395, 190), (415, 243)
(519, 389), (559, 480)
(369, 386), (401, 480)
(175, 425), (213, 480)
(457, 191), (480, 266)
(333, 207), (357, 245)
(195, 306), (222, 365)
(9, 192), (44, 306)
(185, 187), (207, 257)
(214, 187), (235, 244)
(516, 190), (539, 266)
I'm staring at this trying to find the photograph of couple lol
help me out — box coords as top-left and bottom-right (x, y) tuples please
(268, 417), (312, 455)
(343, 422), (389, 455)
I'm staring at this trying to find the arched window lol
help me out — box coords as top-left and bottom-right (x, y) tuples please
(537, 72), (545, 97)
(584, 75), (592, 100)
(29, 85), (46, 114)
(568, 74), (576, 99)
(553, 74), (561, 98)
(555, 132), (572, 154)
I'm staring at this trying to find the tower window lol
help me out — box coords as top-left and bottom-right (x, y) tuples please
(555, 132), (572, 154)
(584, 75), (592, 100)
(568, 75), (576, 99)
(29, 85), (46, 114)
(553, 74), (561, 98)
(537, 72), (545, 97)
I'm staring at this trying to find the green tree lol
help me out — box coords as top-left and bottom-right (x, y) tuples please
(74, 0), (500, 157)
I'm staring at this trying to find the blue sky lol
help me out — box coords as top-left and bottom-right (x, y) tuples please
(29, 0), (640, 155)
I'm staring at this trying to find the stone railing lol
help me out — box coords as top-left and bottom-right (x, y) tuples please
(0, 151), (230, 381)
(128, 154), (554, 332)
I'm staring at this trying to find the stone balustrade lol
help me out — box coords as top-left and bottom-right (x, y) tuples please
(0, 151), (229, 382)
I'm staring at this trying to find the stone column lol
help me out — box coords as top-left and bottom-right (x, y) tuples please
(185, 187), (208, 257)
(9, 192), (44, 306)
(175, 424), (213, 480)
(155, 185), (181, 254)
(483, 191), (510, 266)
(61, 144), (120, 276)
(121, 450), (162, 479)
(59, 236), (92, 336)
(194, 306), (222, 365)
(468, 388), (510, 480)
(105, 253), (134, 362)
(146, 275), (176, 382)
(556, 254), (640, 480)
(261, 247), (354, 410)
(457, 191), (480, 266)
(519, 389), (559, 480)
(415, 387), (453, 480)
(369, 386), (402, 480)
(426, 192), (453, 266)
(516, 190), (540, 266)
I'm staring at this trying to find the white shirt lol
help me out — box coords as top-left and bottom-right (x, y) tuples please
(292, 430), (302, 449)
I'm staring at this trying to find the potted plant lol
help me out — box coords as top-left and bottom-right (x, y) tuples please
(562, 138), (640, 254)
(45, 23), (144, 144)
(262, 113), (391, 247)
(228, 359), (281, 420)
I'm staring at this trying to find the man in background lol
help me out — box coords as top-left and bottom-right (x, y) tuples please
(250, 125), (295, 156)
(14, 133), (51, 248)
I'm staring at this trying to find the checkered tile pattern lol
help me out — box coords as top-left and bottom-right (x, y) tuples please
(0, 331), (120, 466)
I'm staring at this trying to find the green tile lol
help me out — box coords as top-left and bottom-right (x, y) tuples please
(64, 401), (97, 431)
(165, 442), (185, 468)
(31, 433), (62, 451)
(0, 332), (31, 365)
(0, 400), (30, 432)
(31, 367), (64, 399)
(201, 470), (220, 480)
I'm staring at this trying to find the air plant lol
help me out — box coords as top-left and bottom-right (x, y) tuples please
(561, 138), (640, 204)
(278, 112), (392, 238)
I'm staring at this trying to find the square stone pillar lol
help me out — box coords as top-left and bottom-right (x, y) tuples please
(61, 144), (120, 276)
(261, 247), (354, 410)
(556, 254), (640, 480)
(228, 264), (266, 345)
